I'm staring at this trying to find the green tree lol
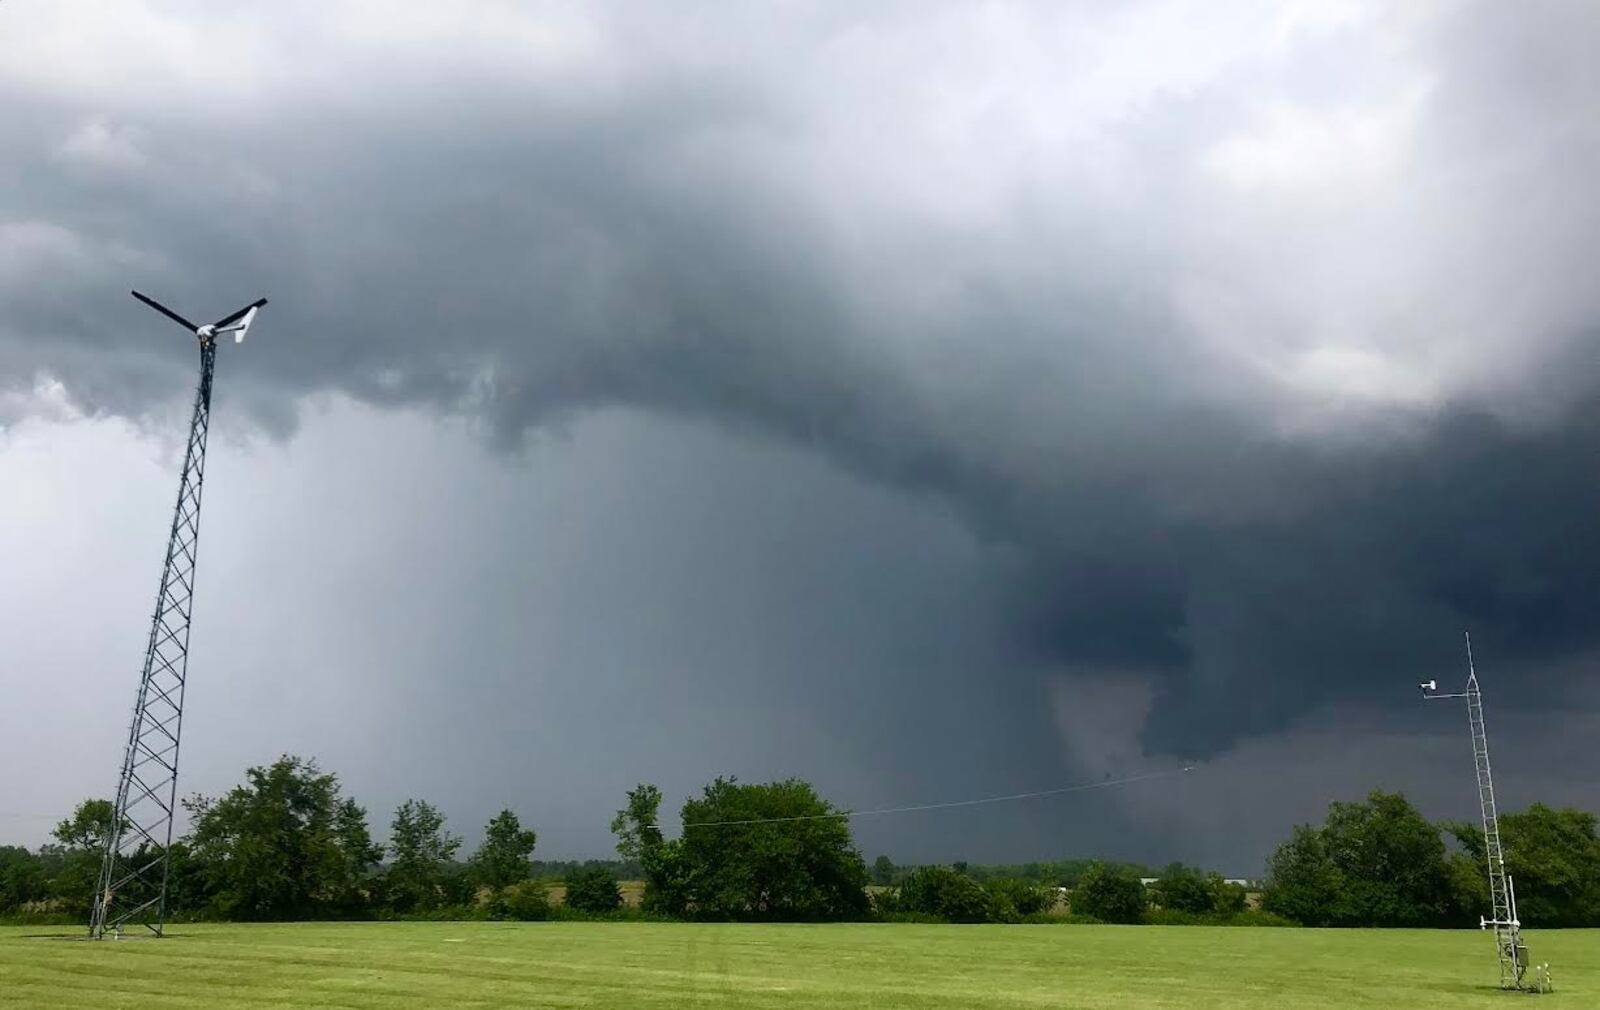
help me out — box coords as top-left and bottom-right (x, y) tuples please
(47, 799), (119, 916)
(486, 881), (551, 921)
(161, 840), (211, 917)
(53, 799), (117, 851)
(386, 799), (461, 913)
(564, 865), (623, 913)
(1328, 791), (1454, 926)
(681, 777), (869, 920)
(469, 810), (537, 891)
(984, 877), (1054, 918)
(1072, 862), (1147, 923)
(870, 855), (897, 886)
(892, 865), (995, 922)
(614, 778), (870, 920)
(331, 798), (384, 912)
(1445, 849), (1488, 922)
(1265, 791), (1456, 927)
(1212, 876), (1249, 916)
(610, 784), (664, 863)
(185, 756), (376, 920)
(1448, 804), (1600, 927)
(610, 784), (679, 913)
(1263, 824), (1344, 925)
(0, 846), (49, 913)
(1149, 863), (1215, 914)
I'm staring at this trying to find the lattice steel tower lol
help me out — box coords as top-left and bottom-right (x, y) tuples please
(89, 290), (266, 939)
(1422, 633), (1550, 992)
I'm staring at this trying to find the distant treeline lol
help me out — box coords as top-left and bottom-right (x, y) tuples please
(3, 755), (1598, 929)
(531, 859), (642, 882)
(868, 856), (1160, 889)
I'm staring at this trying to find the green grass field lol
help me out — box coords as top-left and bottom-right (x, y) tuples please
(1, 922), (1591, 1008)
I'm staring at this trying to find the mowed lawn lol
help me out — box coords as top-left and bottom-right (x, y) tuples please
(1, 922), (1592, 1009)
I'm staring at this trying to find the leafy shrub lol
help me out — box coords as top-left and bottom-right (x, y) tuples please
(487, 882), (551, 921)
(1148, 863), (1250, 917)
(564, 866), (623, 914)
(1213, 881), (1249, 916)
(873, 910), (951, 924)
(0, 909), (81, 926)
(381, 903), (484, 922)
(1071, 862), (1148, 924)
(985, 878), (1056, 918)
(1143, 907), (1297, 927)
(893, 866), (995, 923)
(1225, 909), (1298, 927)
(1147, 864), (1215, 914)
(1143, 908), (1212, 926)
(1022, 912), (1103, 925)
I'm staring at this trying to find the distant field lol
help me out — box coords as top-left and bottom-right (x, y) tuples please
(2, 922), (1592, 1008)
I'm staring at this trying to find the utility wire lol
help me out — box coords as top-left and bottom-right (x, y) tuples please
(651, 766), (1194, 830)
(5, 769), (1194, 832)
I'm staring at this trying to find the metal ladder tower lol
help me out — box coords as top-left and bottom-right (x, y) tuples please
(1425, 633), (1547, 992)
(89, 291), (264, 939)
(1462, 637), (1527, 990)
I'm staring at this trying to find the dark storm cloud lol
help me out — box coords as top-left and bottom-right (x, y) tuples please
(5, 0), (1600, 790)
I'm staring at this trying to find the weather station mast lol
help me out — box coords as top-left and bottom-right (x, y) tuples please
(1420, 633), (1551, 993)
(88, 290), (267, 939)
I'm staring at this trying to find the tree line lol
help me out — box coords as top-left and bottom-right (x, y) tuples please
(4, 755), (1598, 928)
(1, 756), (630, 924)
(1263, 790), (1600, 928)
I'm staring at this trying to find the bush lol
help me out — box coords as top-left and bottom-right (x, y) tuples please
(0, 909), (81, 926)
(1024, 912), (1103, 925)
(869, 887), (901, 916)
(985, 878), (1056, 919)
(546, 904), (594, 922)
(1228, 910), (1298, 927)
(1071, 863), (1147, 924)
(892, 866), (995, 923)
(1148, 864), (1214, 914)
(1143, 907), (1296, 927)
(391, 903), (482, 922)
(873, 910), (951, 924)
(1148, 864), (1250, 918)
(1213, 880), (1249, 916)
(564, 866), (623, 914)
(487, 882), (551, 921)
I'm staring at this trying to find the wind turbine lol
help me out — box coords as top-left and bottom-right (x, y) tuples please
(89, 290), (267, 940)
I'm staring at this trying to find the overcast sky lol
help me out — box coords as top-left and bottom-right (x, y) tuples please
(3, 1), (1598, 874)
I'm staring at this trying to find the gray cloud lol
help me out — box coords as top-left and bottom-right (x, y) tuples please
(3, 1), (1599, 862)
